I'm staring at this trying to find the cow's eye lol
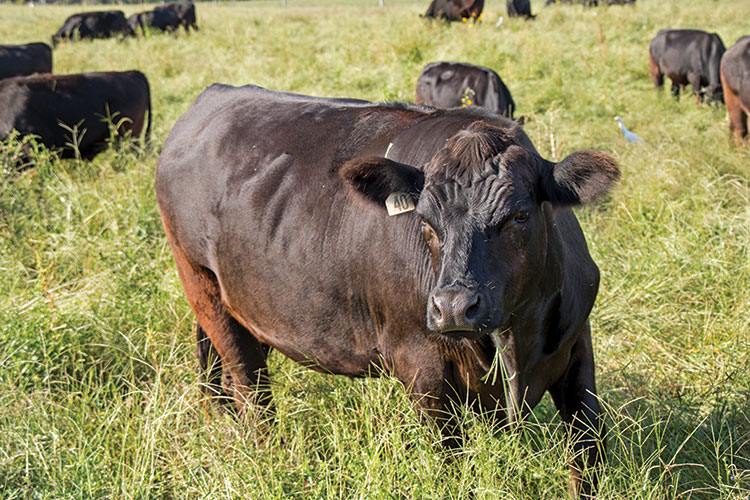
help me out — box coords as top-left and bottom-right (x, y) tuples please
(514, 211), (529, 224)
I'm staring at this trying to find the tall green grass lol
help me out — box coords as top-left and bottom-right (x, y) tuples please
(1, 0), (748, 498)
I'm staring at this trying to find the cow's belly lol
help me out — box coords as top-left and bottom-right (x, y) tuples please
(218, 267), (383, 378)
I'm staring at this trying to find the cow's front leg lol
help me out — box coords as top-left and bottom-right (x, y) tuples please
(548, 322), (605, 499)
(389, 339), (463, 448)
(670, 81), (681, 99)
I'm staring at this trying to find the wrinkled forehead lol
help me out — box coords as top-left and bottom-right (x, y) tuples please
(417, 145), (539, 226)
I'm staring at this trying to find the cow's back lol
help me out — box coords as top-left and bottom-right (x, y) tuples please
(416, 62), (514, 118)
(0, 71), (149, 155)
(157, 86), (415, 269)
(0, 43), (52, 80)
(423, 0), (483, 20)
(650, 29), (724, 75)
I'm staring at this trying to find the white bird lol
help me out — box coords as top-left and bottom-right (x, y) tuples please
(614, 116), (644, 144)
(496, 16), (504, 27)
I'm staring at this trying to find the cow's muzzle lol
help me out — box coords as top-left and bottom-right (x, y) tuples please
(427, 287), (489, 337)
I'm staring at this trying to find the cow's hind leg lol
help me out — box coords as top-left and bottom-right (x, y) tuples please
(731, 107), (748, 145)
(196, 322), (231, 402)
(169, 238), (273, 419)
(648, 54), (663, 88)
(726, 93), (748, 145)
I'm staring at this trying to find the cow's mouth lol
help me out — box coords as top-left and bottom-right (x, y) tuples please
(438, 327), (485, 340)
(437, 320), (507, 342)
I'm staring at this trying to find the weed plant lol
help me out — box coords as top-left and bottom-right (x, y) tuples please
(1, 0), (748, 498)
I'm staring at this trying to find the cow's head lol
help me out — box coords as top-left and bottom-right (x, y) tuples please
(340, 121), (619, 339)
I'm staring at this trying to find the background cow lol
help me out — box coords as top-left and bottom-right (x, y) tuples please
(127, 8), (182, 34)
(507, 0), (534, 18)
(416, 61), (516, 119)
(544, 0), (635, 6)
(154, 2), (198, 32)
(423, 0), (483, 21)
(720, 36), (750, 145)
(0, 71), (151, 162)
(156, 84), (619, 498)
(51, 11), (134, 45)
(545, 0), (598, 6)
(0, 43), (52, 80)
(649, 29), (726, 103)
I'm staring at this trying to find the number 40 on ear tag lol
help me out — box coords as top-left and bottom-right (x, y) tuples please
(385, 192), (416, 216)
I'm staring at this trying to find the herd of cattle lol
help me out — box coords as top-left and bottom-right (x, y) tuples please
(0, 3), (747, 166)
(649, 30), (750, 145)
(52, 2), (198, 44)
(424, 0), (635, 22)
(0, 2), (198, 165)
(2, 3), (750, 498)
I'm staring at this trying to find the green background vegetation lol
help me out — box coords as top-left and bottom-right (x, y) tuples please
(1, 0), (748, 498)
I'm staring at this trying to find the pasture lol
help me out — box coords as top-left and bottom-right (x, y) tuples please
(1, 0), (748, 498)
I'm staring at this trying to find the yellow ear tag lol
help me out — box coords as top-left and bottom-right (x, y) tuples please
(385, 192), (415, 216)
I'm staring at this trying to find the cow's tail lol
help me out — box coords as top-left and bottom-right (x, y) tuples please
(139, 71), (152, 149)
(708, 33), (726, 103)
(145, 81), (152, 147)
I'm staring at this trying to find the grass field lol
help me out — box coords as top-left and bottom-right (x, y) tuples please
(1, 0), (749, 498)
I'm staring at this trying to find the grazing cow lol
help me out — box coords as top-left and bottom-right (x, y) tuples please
(0, 71), (151, 162)
(0, 43), (52, 80)
(154, 2), (198, 32)
(51, 10), (133, 45)
(416, 61), (515, 119)
(127, 8), (182, 34)
(545, 0), (598, 6)
(423, 0), (484, 21)
(545, 0), (634, 6)
(649, 29), (726, 103)
(156, 85), (619, 498)
(721, 36), (750, 145)
(507, 0), (534, 18)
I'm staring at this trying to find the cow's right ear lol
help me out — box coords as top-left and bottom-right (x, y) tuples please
(339, 156), (424, 206)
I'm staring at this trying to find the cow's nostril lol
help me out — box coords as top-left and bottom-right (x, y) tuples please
(465, 294), (481, 321)
(430, 295), (445, 323)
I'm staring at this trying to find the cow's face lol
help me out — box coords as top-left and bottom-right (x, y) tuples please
(340, 121), (619, 339)
(416, 140), (548, 338)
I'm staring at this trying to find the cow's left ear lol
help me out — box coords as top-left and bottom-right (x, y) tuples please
(339, 156), (424, 206)
(541, 150), (620, 206)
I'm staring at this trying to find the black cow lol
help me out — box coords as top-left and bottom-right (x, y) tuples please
(416, 61), (515, 119)
(156, 85), (619, 497)
(507, 0), (534, 18)
(721, 36), (750, 145)
(423, 0), (484, 21)
(649, 29), (726, 103)
(545, 0), (598, 6)
(0, 43), (52, 80)
(0, 71), (151, 162)
(127, 8), (182, 34)
(51, 10), (134, 45)
(545, 0), (634, 6)
(154, 2), (198, 32)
